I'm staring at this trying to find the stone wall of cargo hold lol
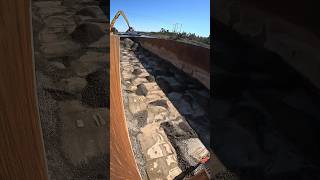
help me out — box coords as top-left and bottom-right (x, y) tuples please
(32, 0), (109, 179)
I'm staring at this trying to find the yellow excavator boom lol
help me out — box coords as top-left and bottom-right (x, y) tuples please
(110, 10), (134, 33)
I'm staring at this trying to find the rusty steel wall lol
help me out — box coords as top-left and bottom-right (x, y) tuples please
(0, 0), (48, 179)
(110, 34), (141, 179)
(135, 37), (210, 89)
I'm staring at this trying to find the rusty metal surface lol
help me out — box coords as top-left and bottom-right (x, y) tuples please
(134, 37), (210, 89)
(136, 37), (210, 73)
(110, 34), (141, 179)
(0, 0), (48, 179)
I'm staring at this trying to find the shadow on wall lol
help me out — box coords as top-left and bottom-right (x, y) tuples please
(211, 19), (320, 179)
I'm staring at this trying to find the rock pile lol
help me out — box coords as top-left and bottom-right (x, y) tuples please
(120, 38), (211, 179)
(32, 0), (109, 179)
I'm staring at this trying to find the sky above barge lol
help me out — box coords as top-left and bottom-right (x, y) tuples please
(110, 0), (210, 37)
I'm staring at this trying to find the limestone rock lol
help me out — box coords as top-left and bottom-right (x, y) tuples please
(147, 105), (168, 123)
(138, 123), (182, 179)
(128, 95), (147, 114)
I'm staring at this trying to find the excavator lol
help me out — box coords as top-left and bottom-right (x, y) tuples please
(110, 10), (135, 34)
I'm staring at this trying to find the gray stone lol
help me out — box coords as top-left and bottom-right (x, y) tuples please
(32, 14), (43, 32)
(161, 120), (198, 140)
(76, 6), (106, 19)
(157, 76), (182, 92)
(123, 38), (134, 49)
(40, 40), (81, 58)
(132, 68), (143, 75)
(71, 60), (99, 77)
(176, 138), (210, 166)
(33, 1), (61, 8)
(89, 34), (109, 48)
(134, 110), (148, 127)
(58, 77), (87, 93)
(136, 84), (148, 96)
(178, 98), (193, 115)
(149, 99), (168, 109)
(131, 43), (139, 51)
(191, 102), (206, 118)
(47, 61), (66, 71)
(146, 75), (155, 82)
(138, 54), (145, 59)
(62, 0), (77, 7)
(36, 72), (59, 90)
(213, 121), (266, 168)
(156, 77), (172, 93)
(77, 51), (107, 64)
(71, 23), (104, 44)
(131, 77), (149, 86)
(43, 15), (76, 34)
(58, 100), (108, 166)
(167, 92), (183, 103)
(34, 1), (67, 19)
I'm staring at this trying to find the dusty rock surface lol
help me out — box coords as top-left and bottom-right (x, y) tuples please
(32, 0), (109, 179)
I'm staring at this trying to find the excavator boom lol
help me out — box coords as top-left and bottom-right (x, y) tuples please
(110, 10), (134, 33)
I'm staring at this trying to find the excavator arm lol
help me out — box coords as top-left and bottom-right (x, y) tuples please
(110, 10), (134, 33)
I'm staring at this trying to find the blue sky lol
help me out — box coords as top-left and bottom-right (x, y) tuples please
(110, 0), (210, 37)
